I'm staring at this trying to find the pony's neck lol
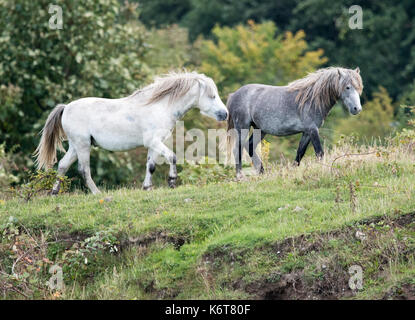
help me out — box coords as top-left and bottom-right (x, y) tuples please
(168, 91), (199, 121)
(323, 97), (338, 118)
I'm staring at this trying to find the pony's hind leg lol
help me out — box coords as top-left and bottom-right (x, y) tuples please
(148, 140), (177, 188)
(75, 142), (100, 194)
(51, 144), (77, 195)
(294, 133), (311, 165)
(244, 130), (266, 174)
(233, 128), (250, 180)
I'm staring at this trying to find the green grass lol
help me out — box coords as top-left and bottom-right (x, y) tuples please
(1, 143), (415, 299)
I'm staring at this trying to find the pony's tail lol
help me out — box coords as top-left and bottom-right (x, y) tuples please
(34, 104), (67, 170)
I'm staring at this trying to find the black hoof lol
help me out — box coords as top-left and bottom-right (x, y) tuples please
(142, 185), (153, 191)
(50, 189), (59, 196)
(259, 166), (265, 174)
(168, 177), (177, 188)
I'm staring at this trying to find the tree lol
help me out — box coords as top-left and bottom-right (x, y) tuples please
(198, 21), (327, 97)
(135, 0), (191, 28)
(181, 0), (299, 41)
(137, 0), (415, 101)
(0, 0), (150, 155)
(289, 0), (415, 99)
(145, 25), (194, 74)
(0, 0), (152, 187)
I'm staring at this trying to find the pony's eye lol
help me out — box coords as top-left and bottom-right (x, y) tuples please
(346, 86), (350, 90)
(210, 95), (216, 99)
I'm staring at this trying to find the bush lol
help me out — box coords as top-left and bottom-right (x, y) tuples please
(14, 170), (71, 201)
(334, 87), (395, 143)
(0, 144), (19, 191)
(198, 20), (327, 97)
(178, 157), (235, 185)
(0, 0), (151, 189)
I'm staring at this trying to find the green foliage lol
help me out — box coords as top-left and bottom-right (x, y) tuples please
(145, 24), (195, 73)
(0, 84), (22, 144)
(0, 144), (19, 190)
(399, 81), (415, 108)
(59, 230), (119, 282)
(394, 104), (415, 147)
(178, 157), (235, 185)
(0, 215), (119, 298)
(2, 0), (413, 190)
(183, 0), (299, 41)
(1, 139), (415, 299)
(138, 0), (415, 100)
(0, 0), (150, 182)
(0, 216), (53, 299)
(199, 21), (327, 96)
(289, 0), (415, 99)
(136, 0), (191, 28)
(396, 81), (415, 129)
(335, 87), (395, 142)
(15, 169), (70, 201)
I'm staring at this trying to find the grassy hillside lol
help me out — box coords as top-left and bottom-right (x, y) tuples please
(1, 142), (414, 299)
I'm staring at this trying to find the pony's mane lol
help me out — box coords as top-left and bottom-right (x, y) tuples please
(131, 72), (217, 105)
(287, 67), (363, 114)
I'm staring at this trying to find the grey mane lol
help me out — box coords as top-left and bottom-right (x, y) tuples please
(287, 67), (363, 114)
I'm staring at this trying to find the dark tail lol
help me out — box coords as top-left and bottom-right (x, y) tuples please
(34, 104), (66, 169)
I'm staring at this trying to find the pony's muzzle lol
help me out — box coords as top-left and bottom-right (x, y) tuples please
(215, 110), (228, 121)
(351, 106), (362, 115)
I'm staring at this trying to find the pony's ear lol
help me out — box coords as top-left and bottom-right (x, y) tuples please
(337, 69), (346, 78)
(355, 67), (360, 74)
(197, 79), (206, 96)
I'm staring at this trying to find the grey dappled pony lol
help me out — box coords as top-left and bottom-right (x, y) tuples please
(226, 67), (363, 178)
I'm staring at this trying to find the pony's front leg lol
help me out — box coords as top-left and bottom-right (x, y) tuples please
(150, 141), (177, 188)
(143, 149), (157, 190)
(308, 128), (324, 160)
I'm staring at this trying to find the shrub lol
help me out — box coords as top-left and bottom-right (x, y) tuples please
(178, 157), (235, 185)
(0, 143), (19, 191)
(14, 170), (71, 201)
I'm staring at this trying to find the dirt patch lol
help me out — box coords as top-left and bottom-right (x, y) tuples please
(267, 212), (415, 260)
(267, 232), (342, 259)
(245, 272), (310, 300)
(384, 283), (415, 300)
(124, 231), (186, 250)
(243, 265), (354, 300)
(202, 212), (415, 300)
(52, 231), (91, 249)
(139, 279), (180, 299)
(357, 211), (415, 228)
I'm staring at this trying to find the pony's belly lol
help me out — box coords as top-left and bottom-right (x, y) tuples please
(92, 133), (143, 151)
(265, 128), (301, 136)
(260, 118), (303, 136)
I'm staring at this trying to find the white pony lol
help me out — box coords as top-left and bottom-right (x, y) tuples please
(34, 72), (228, 194)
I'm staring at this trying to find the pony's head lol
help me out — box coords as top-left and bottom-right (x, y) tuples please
(142, 72), (227, 121)
(338, 67), (363, 115)
(287, 66), (363, 116)
(196, 75), (228, 121)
